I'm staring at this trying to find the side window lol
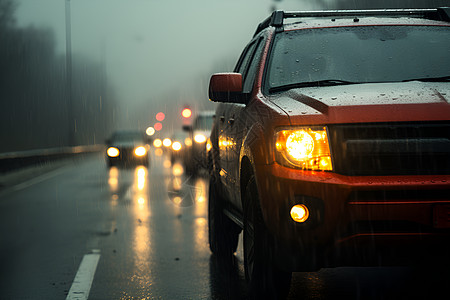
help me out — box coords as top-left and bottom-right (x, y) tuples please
(236, 42), (257, 77)
(243, 39), (264, 93)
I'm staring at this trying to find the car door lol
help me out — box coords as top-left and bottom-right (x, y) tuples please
(216, 101), (231, 196)
(219, 40), (258, 203)
(227, 37), (266, 207)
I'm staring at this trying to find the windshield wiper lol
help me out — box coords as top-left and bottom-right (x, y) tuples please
(403, 75), (450, 83)
(269, 79), (361, 93)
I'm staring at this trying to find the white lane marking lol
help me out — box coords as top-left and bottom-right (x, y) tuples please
(12, 167), (67, 191)
(66, 250), (101, 300)
(0, 168), (67, 199)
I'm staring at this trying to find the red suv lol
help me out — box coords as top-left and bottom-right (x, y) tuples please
(207, 8), (450, 299)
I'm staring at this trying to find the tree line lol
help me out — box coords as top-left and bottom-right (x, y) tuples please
(0, 0), (118, 153)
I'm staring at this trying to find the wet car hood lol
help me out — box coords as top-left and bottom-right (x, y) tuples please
(270, 82), (450, 125)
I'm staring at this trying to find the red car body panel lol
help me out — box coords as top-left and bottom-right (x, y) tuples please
(211, 15), (450, 271)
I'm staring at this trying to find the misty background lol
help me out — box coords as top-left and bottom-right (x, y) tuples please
(1, 0), (448, 153)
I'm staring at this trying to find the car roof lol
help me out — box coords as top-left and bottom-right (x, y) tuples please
(255, 8), (450, 36)
(283, 16), (450, 31)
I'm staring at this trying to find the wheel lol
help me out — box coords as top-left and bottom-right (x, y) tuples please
(243, 176), (292, 300)
(208, 175), (240, 258)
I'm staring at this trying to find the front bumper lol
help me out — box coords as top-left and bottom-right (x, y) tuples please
(106, 148), (149, 166)
(255, 163), (450, 270)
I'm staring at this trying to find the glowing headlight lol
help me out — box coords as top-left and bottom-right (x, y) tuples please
(107, 147), (119, 157)
(172, 141), (182, 151)
(153, 139), (162, 148)
(275, 127), (332, 171)
(286, 130), (314, 161)
(134, 146), (147, 156)
(163, 138), (172, 147)
(194, 134), (207, 144)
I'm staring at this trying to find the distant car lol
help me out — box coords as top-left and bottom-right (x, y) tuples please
(105, 131), (150, 167)
(183, 111), (215, 173)
(208, 8), (450, 299)
(169, 130), (191, 164)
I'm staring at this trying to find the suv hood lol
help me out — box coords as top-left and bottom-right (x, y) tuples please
(271, 82), (450, 125)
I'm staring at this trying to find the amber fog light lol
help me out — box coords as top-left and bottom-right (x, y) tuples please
(290, 204), (309, 223)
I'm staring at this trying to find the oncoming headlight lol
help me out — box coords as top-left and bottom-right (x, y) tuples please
(107, 147), (119, 157)
(194, 134), (207, 144)
(163, 138), (172, 147)
(172, 141), (182, 151)
(275, 127), (332, 171)
(134, 146), (147, 157)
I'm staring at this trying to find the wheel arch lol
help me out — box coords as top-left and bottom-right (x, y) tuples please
(240, 155), (255, 211)
(239, 122), (268, 213)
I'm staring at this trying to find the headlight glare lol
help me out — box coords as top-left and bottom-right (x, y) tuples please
(134, 146), (147, 156)
(107, 147), (120, 157)
(185, 138), (192, 146)
(275, 127), (332, 171)
(194, 134), (207, 144)
(172, 141), (182, 151)
(285, 130), (314, 161)
(163, 138), (172, 147)
(290, 204), (309, 223)
(206, 138), (212, 152)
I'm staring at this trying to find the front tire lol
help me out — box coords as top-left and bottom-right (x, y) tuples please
(243, 176), (292, 299)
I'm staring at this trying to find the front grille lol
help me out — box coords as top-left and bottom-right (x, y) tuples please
(118, 147), (134, 160)
(328, 122), (450, 176)
(345, 220), (431, 235)
(348, 189), (450, 202)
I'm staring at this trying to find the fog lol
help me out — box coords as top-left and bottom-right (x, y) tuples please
(14, 0), (325, 133)
(2, 0), (447, 151)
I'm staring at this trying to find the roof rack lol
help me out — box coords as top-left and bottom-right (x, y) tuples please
(254, 7), (450, 36)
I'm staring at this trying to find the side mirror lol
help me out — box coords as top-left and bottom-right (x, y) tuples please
(209, 73), (246, 103)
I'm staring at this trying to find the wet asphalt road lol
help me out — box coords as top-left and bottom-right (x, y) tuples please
(0, 151), (448, 299)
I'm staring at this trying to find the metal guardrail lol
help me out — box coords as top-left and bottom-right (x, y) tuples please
(0, 145), (104, 173)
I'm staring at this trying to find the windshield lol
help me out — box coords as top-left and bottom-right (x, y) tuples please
(266, 26), (450, 91)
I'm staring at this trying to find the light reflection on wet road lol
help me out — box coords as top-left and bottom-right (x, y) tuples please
(0, 152), (448, 299)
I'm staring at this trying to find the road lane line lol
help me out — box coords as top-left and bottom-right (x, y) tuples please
(12, 167), (67, 191)
(66, 250), (101, 300)
(0, 167), (69, 199)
